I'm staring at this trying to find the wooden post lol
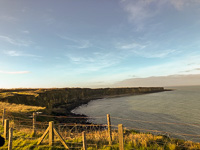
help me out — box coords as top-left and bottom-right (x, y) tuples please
(82, 131), (87, 150)
(53, 128), (69, 149)
(2, 108), (5, 126)
(49, 121), (54, 146)
(8, 128), (13, 150)
(37, 121), (69, 149)
(4, 119), (9, 140)
(118, 124), (124, 150)
(107, 114), (112, 145)
(32, 112), (36, 136)
(37, 127), (49, 145)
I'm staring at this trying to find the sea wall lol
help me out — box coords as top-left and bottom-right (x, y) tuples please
(0, 87), (164, 114)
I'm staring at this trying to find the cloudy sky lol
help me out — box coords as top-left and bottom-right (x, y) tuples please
(0, 0), (200, 88)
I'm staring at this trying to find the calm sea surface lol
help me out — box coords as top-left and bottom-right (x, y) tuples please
(72, 86), (200, 142)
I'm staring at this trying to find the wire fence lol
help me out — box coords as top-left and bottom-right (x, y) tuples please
(1, 109), (200, 149)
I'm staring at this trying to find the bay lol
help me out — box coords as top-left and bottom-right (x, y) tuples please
(72, 86), (200, 142)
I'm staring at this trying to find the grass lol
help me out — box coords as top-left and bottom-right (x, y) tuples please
(0, 102), (45, 114)
(1, 123), (200, 150)
(0, 90), (39, 99)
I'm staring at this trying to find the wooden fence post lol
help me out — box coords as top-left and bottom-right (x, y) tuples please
(49, 121), (54, 146)
(118, 124), (124, 150)
(4, 119), (9, 140)
(82, 131), (87, 150)
(107, 114), (112, 145)
(32, 112), (36, 136)
(8, 128), (13, 150)
(37, 126), (49, 145)
(2, 108), (5, 126)
(38, 121), (69, 149)
(53, 128), (69, 149)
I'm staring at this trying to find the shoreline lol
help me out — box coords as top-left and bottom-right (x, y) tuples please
(0, 87), (168, 125)
(64, 89), (170, 125)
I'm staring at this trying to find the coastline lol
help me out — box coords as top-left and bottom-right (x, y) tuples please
(66, 89), (170, 124)
(0, 87), (167, 125)
(2, 87), (200, 150)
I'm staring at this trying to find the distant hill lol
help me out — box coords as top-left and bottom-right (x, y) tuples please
(113, 74), (200, 87)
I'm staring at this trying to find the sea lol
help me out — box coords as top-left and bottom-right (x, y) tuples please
(72, 86), (200, 142)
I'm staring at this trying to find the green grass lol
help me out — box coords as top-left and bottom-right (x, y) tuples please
(1, 123), (200, 150)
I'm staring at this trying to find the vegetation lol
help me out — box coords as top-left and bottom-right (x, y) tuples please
(0, 90), (41, 99)
(1, 88), (199, 149)
(1, 123), (200, 150)
(0, 105), (200, 150)
(0, 101), (45, 114)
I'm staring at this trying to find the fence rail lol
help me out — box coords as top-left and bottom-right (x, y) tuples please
(1, 108), (200, 149)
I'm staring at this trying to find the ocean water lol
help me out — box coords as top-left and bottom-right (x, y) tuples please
(72, 86), (200, 142)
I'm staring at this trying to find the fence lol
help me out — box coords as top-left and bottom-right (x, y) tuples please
(1, 108), (200, 149)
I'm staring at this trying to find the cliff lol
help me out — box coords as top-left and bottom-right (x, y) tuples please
(0, 87), (164, 114)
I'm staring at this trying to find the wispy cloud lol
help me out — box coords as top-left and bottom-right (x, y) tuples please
(116, 42), (146, 50)
(0, 35), (33, 46)
(120, 0), (162, 29)
(0, 70), (30, 74)
(58, 35), (92, 49)
(116, 41), (180, 58)
(121, 0), (200, 29)
(66, 51), (123, 72)
(4, 50), (41, 57)
(66, 54), (95, 63)
(130, 54), (200, 78)
(134, 49), (180, 58)
(84, 53), (200, 86)
(169, 0), (200, 10)
(181, 68), (200, 73)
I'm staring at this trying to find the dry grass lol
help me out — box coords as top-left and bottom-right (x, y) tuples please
(0, 92), (15, 98)
(0, 102), (45, 113)
(1, 122), (200, 149)
(0, 90), (40, 99)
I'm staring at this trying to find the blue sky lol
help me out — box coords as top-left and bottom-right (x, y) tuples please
(0, 0), (200, 88)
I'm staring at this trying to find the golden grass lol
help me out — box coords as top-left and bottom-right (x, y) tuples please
(0, 101), (45, 113)
(1, 123), (200, 150)
(12, 91), (39, 97)
(0, 92), (15, 98)
(0, 90), (40, 99)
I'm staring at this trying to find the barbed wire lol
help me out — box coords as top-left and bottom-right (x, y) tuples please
(1, 111), (200, 149)
(38, 114), (105, 119)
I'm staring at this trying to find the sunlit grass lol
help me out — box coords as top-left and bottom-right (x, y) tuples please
(0, 102), (45, 113)
(1, 123), (200, 149)
(0, 90), (43, 99)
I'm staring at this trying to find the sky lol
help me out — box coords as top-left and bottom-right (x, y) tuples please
(0, 0), (200, 88)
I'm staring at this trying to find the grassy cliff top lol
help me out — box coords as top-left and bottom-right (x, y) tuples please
(0, 101), (45, 114)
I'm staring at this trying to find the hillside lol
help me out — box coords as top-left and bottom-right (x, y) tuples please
(113, 74), (200, 87)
